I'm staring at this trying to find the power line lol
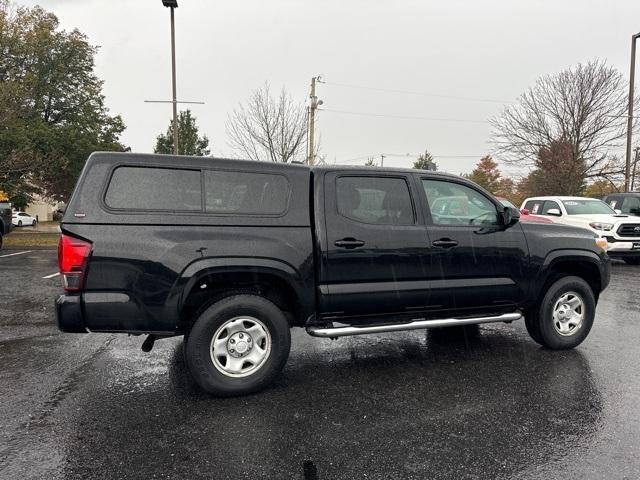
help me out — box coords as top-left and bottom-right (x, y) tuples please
(323, 81), (512, 104)
(322, 108), (490, 124)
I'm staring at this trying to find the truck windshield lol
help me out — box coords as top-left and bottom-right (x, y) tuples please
(561, 200), (616, 215)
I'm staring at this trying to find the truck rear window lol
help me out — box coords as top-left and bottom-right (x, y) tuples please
(105, 166), (202, 211)
(203, 170), (289, 215)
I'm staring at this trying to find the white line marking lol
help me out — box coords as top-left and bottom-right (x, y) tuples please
(43, 272), (60, 279)
(0, 250), (33, 258)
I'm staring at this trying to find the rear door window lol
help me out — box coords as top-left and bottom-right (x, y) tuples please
(203, 170), (289, 215)
(524, 200), (543, 214)
(105, 166), (202, 211)
(336, 176), (415, 225)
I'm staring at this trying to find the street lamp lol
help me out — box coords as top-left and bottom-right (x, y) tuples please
(625, 32), (640, 192)
(163, 0), (179, 155)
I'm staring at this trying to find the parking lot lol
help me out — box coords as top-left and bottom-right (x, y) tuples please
(0, 249), (639, 479)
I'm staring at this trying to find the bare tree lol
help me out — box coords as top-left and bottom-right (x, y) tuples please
(226, 83), (308, 163)
(492, 60), (634, 182)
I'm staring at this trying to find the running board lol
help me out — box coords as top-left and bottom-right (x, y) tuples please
(306, 312), (522, 338)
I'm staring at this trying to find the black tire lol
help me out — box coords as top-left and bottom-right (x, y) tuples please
(32, 220), (37, 227)
(528, 276), (595, 350)
(184, 294), (291, 396)
(18, 220), (22, 227)
(623, 257), (640, 265)
(0, 233), (3, 250)
(524, 309), (543, 344)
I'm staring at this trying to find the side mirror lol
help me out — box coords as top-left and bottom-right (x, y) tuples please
(520, 208), (530, 215)
(546, 208), (562, 216)
(502, 206), (520, 227)
(615, 209), (622, 215)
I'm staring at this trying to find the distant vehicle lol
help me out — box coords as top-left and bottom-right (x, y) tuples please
(603, 192), (640, 217)
(496, 197), (553, 223)
(12, 212), (37, 227)
(521, 196), (640, 264)
(0, 201), (12, 249)
(56, 152), (611, 396)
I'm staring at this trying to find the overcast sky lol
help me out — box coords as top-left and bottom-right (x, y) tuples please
(23, 0), (640, 174)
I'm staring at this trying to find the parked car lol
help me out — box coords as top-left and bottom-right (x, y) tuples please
(496, 197), (553, 223)
(521, 196), (640, 264)
(0, 201), (12, 249)
(12, 211), (37, 227)
(603, 192), (640, 217)
(57, 153), (611, 396)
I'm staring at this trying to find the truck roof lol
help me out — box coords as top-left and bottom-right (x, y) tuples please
(88, 152), (463, 180)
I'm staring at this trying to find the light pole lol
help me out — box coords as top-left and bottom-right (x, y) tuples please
(625, 32), (640, 192)
(145, 1), (204, 154)
(163, 0), (179, 155)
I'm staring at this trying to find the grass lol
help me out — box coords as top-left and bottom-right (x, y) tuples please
(3, 232), (59, 249)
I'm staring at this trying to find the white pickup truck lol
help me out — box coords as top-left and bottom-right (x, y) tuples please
(521, 196), (640, 265)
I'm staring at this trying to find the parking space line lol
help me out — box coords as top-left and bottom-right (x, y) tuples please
(43, 272), (60, 279)
(0, 250), (33, 258)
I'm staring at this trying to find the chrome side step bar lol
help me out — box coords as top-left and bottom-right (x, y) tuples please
(306, 312), (522, 338)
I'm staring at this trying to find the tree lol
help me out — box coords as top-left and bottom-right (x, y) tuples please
(584, 179), (621, 198)
(528, 140), (586, 195)
(0, 1), (125, 201)
(154, 110), (210, 156)
(364, 157), (377, 166)
(492, 60), (632, 185)
(226, 83), (307, 163)
(466, 155), (502, 193)
(413, 150), (437, 170)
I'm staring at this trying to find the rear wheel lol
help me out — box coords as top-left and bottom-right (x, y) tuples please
(184, 294), (291, 396)
(527, 276), (595, 349)
(18, 220), (22, 227)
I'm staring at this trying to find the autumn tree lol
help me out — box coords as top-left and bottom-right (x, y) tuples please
(0, 1), (125, 201)
(226, 83), (307, 163)
(155, 110), (210, 156)
(466, 155), (502, 192)
(492, 60), (632, 186)
(413, 150), (437, 170)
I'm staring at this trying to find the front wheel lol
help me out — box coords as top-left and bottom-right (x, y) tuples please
(184, 294), (291, 396)
(527, 276), (595, 350)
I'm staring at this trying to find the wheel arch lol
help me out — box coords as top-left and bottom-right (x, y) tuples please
(173, 257), (314, 331)
(537, 250), (604, 303)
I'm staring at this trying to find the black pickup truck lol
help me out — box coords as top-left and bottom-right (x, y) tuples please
(56, 153), (611, 396)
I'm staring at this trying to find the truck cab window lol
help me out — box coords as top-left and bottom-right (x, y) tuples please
(422, 179), (499, 226)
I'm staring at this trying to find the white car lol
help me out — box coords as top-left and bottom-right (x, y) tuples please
(12, 211), (37, 227)
(521, 196), (640, 265)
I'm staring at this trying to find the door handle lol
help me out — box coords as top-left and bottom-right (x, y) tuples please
(432, 238), (459, 248)
(334, 238), (366, 249)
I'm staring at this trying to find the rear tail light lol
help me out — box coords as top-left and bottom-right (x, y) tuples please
(58, 234), (92, 292)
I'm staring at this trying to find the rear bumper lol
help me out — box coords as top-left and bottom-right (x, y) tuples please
(56, 294), (87, 333)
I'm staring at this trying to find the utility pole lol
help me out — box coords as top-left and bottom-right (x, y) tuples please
(380, 154), (385, 167)
(625, 32), (640, 191)
(633, 147), (640, 191)
(146, 1), (204, 155)
(308, 76), (323, 165)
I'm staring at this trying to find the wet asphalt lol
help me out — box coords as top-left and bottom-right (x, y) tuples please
(0, 250), (639, 480)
